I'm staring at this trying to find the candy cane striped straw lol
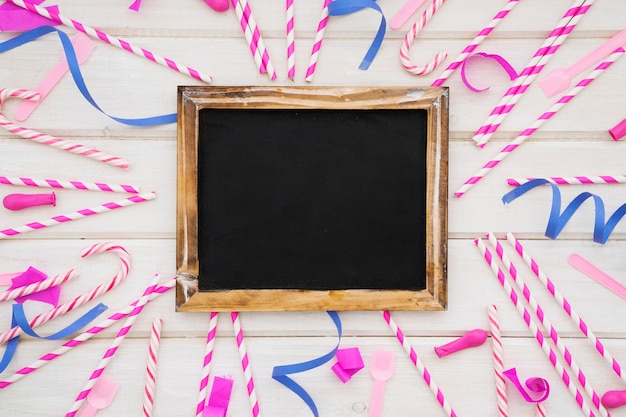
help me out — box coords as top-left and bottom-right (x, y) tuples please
(0, 175), (140, 193)
(400, 0), (448, 76)
(537, 403), (547, 417)
(0, 191), (156, 240)
(231, 0), (276, 79)
(507, 175), (626, 186)
(305, 0), (332, 82)
(4, 0), (212, 83)
(382, 310), (457, 417)
(0, 89), (130, 169)
(431, 0), (521, 86)
(196, 312), (219, 417)
(474, 238), (601, 417)
(0, 276), (175, 389)
(473, 0), (594, 147)
(487, 305), (508, 417)
(505, 232), (626, 385)
(0, 242), (130, 346)
(454, 47), (625, 198)
(65, 273), (162, 417)
(485, 233), (609, 417)
(142, 317), (163, 417)
(231, 312), (260, 417)
(0, 268), (77, 303)
(286, 0), (296, 79)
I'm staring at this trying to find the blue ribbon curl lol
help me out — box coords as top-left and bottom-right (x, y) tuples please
(272, 311), (342, 417)
(502, 178), (626, 244)
(0, 25), (176, 125)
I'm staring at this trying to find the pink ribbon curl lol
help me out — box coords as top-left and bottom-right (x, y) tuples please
(504, 368), (550, 403)
(461, 52), (519, 93)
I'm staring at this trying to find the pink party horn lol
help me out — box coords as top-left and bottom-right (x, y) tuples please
(434, 329), (488, 357)
(602, 390), (626, 409)
(3, 192), (55, 210)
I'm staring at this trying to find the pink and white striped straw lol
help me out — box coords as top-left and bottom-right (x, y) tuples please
(65, 274), (162, 417)
(0, 268), (77, 303)
(473, 0), (594, 147)
(142, 317), (163, 417)
(485, 233), (609, 417)
(537, 403), (547, 417)
(0, 89), (130, 169)
(231, 312), (260, 417)
(231, 0), (276, 79)
(305, 0), (332, 82)
(196, 311), (219, 417)
(507, 175), (626, 186)
(0, 277), (175, 389)
(0, 191), (156, 240)
(431, 0), (521, 86)
(0, 242), (130, 346)
(286, 0), (296, 79)
(4, 0), (212, 83)
(0, 175), (140, 193)
(474, 238), (602, 417)
(400, 0), (448, 76)
(505, 232), (626, 385)
(454, 47), (625, 198)
(487, 304), (508, 417)
(382, 310), (457, 417)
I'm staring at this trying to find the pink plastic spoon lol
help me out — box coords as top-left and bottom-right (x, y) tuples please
(78, 375), (119, 417)
(390, 0), (426, 30)
(369, 350), (394, 417)
(539, 29), (626, 98)
(568, 254), (626, 300)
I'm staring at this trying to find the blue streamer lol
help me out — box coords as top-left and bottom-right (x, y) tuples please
(0, 26), (176, 126)
(328, 0), (386, 70)
(12, 302), (108, 339)
(502, 178), (626, 244)
(272, 311), (342, 417)
(0, 313), (21, 373)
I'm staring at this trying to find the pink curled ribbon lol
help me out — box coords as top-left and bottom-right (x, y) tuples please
(203, 376), (234, 417)
(503, 368), (550, 403)
(0, 0), (60, 31)
(503, 178), (626, 244)
(461, 52), (519, 92)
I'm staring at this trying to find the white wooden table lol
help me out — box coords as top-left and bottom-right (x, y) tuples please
(1, 0), (625, 416)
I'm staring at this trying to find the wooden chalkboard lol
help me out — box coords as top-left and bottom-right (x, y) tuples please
(176, 86), (448, 311)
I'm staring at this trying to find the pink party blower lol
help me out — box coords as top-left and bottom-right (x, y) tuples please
(3, 193), (55, 210)
(434, 329), (488, 357)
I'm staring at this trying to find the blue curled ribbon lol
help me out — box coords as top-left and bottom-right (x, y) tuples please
(328, 0), (386, 70)
(272, 311), (342, 417)
(503, 178), (626, 244)
(0, 25), (176, 126)
(0, 302), (107, 373)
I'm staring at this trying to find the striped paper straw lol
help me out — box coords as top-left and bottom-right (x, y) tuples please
(231, 0), (276, 79)
(286, 0), (296, 79)
(0, 191), (156, 239)
(431, 0), (521, 86)
(142, 317), (163, 417)
(196, 312), (219, 417)
(231, 312), (260, 417)
(305, 0), (332, 82)
(0, 277), (175, 389)
(5, 0), (212, 83)
(485, 233), (609, 417)
(473, 0), (593, 147)
(382, 310), (457, 417)
(507, 176), (626, 186)
(505, 232), (626, 385)
(0, 268), (77, 303)
(0, 89), (130, 169)
(400, 0), (448, 76)
(537, 403), (547, 417)
(454, 47), (625, 198)
(475, 238), (601, 417)
(487, 305), (508, 417)
(65, 274), (162, 417)
(0, 175), (139, 193)
(0, 242), (130, 346)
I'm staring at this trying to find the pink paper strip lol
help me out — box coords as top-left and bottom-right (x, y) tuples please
(203, 377), (234, 417)
(331, 347), (364, 383)
(0, 3), (60, 31)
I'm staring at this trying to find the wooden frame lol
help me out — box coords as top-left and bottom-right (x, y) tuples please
(176, 86), (448, 312)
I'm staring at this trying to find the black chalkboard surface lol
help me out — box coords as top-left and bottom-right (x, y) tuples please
(176, 86), (448, 311)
